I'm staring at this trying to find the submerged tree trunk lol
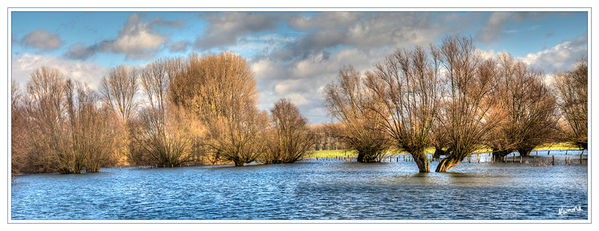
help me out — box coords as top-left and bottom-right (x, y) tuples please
(356, 150), (380, 163)
(435, 155), (462, 172)
(234, 160), (245, 167)
(576, 141), (588, 150)
(433, 147), (445, 159)
(412, 153), (430, 173)
(491, 149), (511, 162)
(518, 147), (533, 157)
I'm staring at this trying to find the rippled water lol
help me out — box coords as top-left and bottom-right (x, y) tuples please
(11, 150), (588, 220)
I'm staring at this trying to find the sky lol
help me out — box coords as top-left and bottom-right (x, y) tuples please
(10, 11), (589, 124)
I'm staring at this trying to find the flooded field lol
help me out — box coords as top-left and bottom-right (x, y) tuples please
(11, 150), (588, 220)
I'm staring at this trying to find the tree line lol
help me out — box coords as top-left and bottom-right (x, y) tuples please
(11, 36), (587, 174)
(324, 35), (587, 172)
(11, 52), (315, 174)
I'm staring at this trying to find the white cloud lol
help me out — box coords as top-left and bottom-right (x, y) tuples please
(520, 34), (587, 73)
(110, 13), (164, 57)
(12, 53), (107, 90)
(20, 29), (63, 51)
(475, 48), (496, 60)
(64, 14), (171, 60)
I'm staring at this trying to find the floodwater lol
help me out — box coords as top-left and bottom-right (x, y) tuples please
(11, 150), (588, 220)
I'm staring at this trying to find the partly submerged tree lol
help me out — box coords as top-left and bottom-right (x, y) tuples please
(20, 67), (117, 174)
(324, 66), (391, 163)
(24, 67), (70, 173)
(65, 80), (117, 173)
(127, 58), (193, 167)
(100, 65), (139, 165)
(263, 98), (316, 164)
(555, 59), (588, 149)
(169, 52), (266, 166)
(435, 36), (500, 172)
(486, 53), (559, 161)
(364, 46), (442, 172)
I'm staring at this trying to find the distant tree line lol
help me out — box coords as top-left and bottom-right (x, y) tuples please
(11, 52), (316, 174)
(324, 35), (587, 172)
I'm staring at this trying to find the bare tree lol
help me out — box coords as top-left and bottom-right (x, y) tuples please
(65, 80), (117, 173)
(325, 66), (391, 163)
(168, 52), (265, 166)
(364, 46), (442, 172)
(101, 65), (138, 123)
(141, 58), (184, 114)
(435, 36), (499, 172)
(19, 67), (117, 174)
(127, 106), (192, 167)
(100, 65), (139, 166)
(555, 59), (588, 149)
(11, 81), (31, 174)
(486, 53), (559, 161)
(25, 67), (70, 173)
(263, 98), (316, 164)
(128, 58), (192, 167)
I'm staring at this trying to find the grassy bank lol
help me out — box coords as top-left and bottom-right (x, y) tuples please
(305, 142), (583, 158)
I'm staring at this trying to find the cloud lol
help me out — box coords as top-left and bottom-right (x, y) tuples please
(64, 43), (99, 60)
(12, 53), (108, 90)
(167, 40), (191, 53)
(108, 14), (165, 58)
(20, 29), (63, 51)
(253, 47), (388, 124)
(476, 12), (550, 43)
(194, 12), (287, 50)
(64, 13), (178, 60)
(276, 12), (448, 61)
(520, 34), (587, 73)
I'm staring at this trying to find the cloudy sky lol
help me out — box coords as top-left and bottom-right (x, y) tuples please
(10, 11), (588, 124)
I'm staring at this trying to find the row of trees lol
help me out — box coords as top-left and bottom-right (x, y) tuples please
(11, 36), (588, 174)
(12, 52), (316, 174)
(325, 36), (587, 172)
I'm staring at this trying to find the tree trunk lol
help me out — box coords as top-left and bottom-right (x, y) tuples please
(576, 141), (588, 150)
(234, 160), (244, 167)
(412, 153), (430, 173)
(357, 151), (378, 163)
(433, 147), (445, 159)
(491, 149), (510, 162)
(518, 147), (533, 157)
(435, 156), (461, 172)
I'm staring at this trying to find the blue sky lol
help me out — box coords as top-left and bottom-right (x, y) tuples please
(10, 11), (589, 124)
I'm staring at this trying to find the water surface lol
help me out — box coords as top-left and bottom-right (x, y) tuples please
(11, 150), (588, 220)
